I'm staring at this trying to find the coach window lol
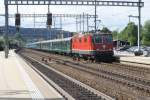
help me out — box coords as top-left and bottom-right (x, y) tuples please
(67, 41), (69, 47)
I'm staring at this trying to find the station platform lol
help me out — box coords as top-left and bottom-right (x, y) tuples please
(0, 50), (63, 100)
(119, 56), (150, 65)
(114, 51), (150, 67)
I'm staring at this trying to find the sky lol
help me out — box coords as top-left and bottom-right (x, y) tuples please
(0, 0), (150, 32)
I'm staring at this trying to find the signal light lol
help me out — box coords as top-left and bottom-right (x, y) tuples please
(47, 13), (52, 26)
(15, 13), (21, 26)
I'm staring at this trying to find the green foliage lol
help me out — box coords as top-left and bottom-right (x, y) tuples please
(142, 20), (150, 46)
(15, 32), (23, 41)
(101, 27), (111, 33)
(14, 32), (26, 47)
(119, 22), (138, 46)
(0, 37), (4, 50)
(112, 30), (118, 40)
(0, 37), (4, 44)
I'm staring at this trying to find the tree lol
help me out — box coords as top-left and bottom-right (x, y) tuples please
(142, 20), (150, 46)
(101, 27), (111, 33)
(14, 32), (26, 47)
(112, 30), (118, 40)
(119, 22), (138, 45)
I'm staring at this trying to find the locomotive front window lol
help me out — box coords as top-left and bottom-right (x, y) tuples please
(93, 35), (102, 43)
(106, 35), (113, 43)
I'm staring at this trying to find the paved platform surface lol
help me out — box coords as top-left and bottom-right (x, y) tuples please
(0, 50), (63, 100)
(119, 56), (150, 66)
(114, 51), (150, 67)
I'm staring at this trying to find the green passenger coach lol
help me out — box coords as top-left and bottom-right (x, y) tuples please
(27, 37), (72, 54)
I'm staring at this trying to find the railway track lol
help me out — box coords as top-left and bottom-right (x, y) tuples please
(34, 49), (150, 77)
(112, 62), (150, 74)
(24, 49), (150, 73)
(19, 49), (150, 99)
(23, 49), (150, 87)
(42, 55), (150, 93)
(19, 51), (114, 100)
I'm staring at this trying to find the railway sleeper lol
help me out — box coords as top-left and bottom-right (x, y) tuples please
(136, 86), (146, 91)
(146, 89), (150, 93)
(128, 83), (135, 87)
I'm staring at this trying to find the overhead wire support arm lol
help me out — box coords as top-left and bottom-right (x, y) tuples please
(129, 15), (139, 18)
(0, 13), (98, 19)
(128, 15), (139, 22)
(5, 0), (144, 7)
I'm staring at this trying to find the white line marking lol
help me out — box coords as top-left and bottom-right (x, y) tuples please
(13, 52), (45, 100)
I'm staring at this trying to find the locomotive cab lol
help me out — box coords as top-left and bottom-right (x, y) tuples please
(92, 33), (114, 58)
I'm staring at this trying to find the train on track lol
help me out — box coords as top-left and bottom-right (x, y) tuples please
(26, 33), (114, 60)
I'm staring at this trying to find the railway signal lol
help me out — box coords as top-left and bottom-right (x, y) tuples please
(15, 13), (21, 32)
(47, 13), (52, 27)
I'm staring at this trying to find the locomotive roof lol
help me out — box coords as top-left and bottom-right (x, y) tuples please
(73, 32), (112, 38)
(27, 37), (72, 45)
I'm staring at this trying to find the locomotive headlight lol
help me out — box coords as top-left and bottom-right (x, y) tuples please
(102, 45), (106, 49)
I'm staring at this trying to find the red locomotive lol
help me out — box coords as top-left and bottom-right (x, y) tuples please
(72, 33), (114, 60)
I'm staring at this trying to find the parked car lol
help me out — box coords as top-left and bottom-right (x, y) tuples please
(127, 46), (150, 56)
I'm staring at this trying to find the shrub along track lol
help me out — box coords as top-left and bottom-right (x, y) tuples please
(19, 49), (150, 100)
